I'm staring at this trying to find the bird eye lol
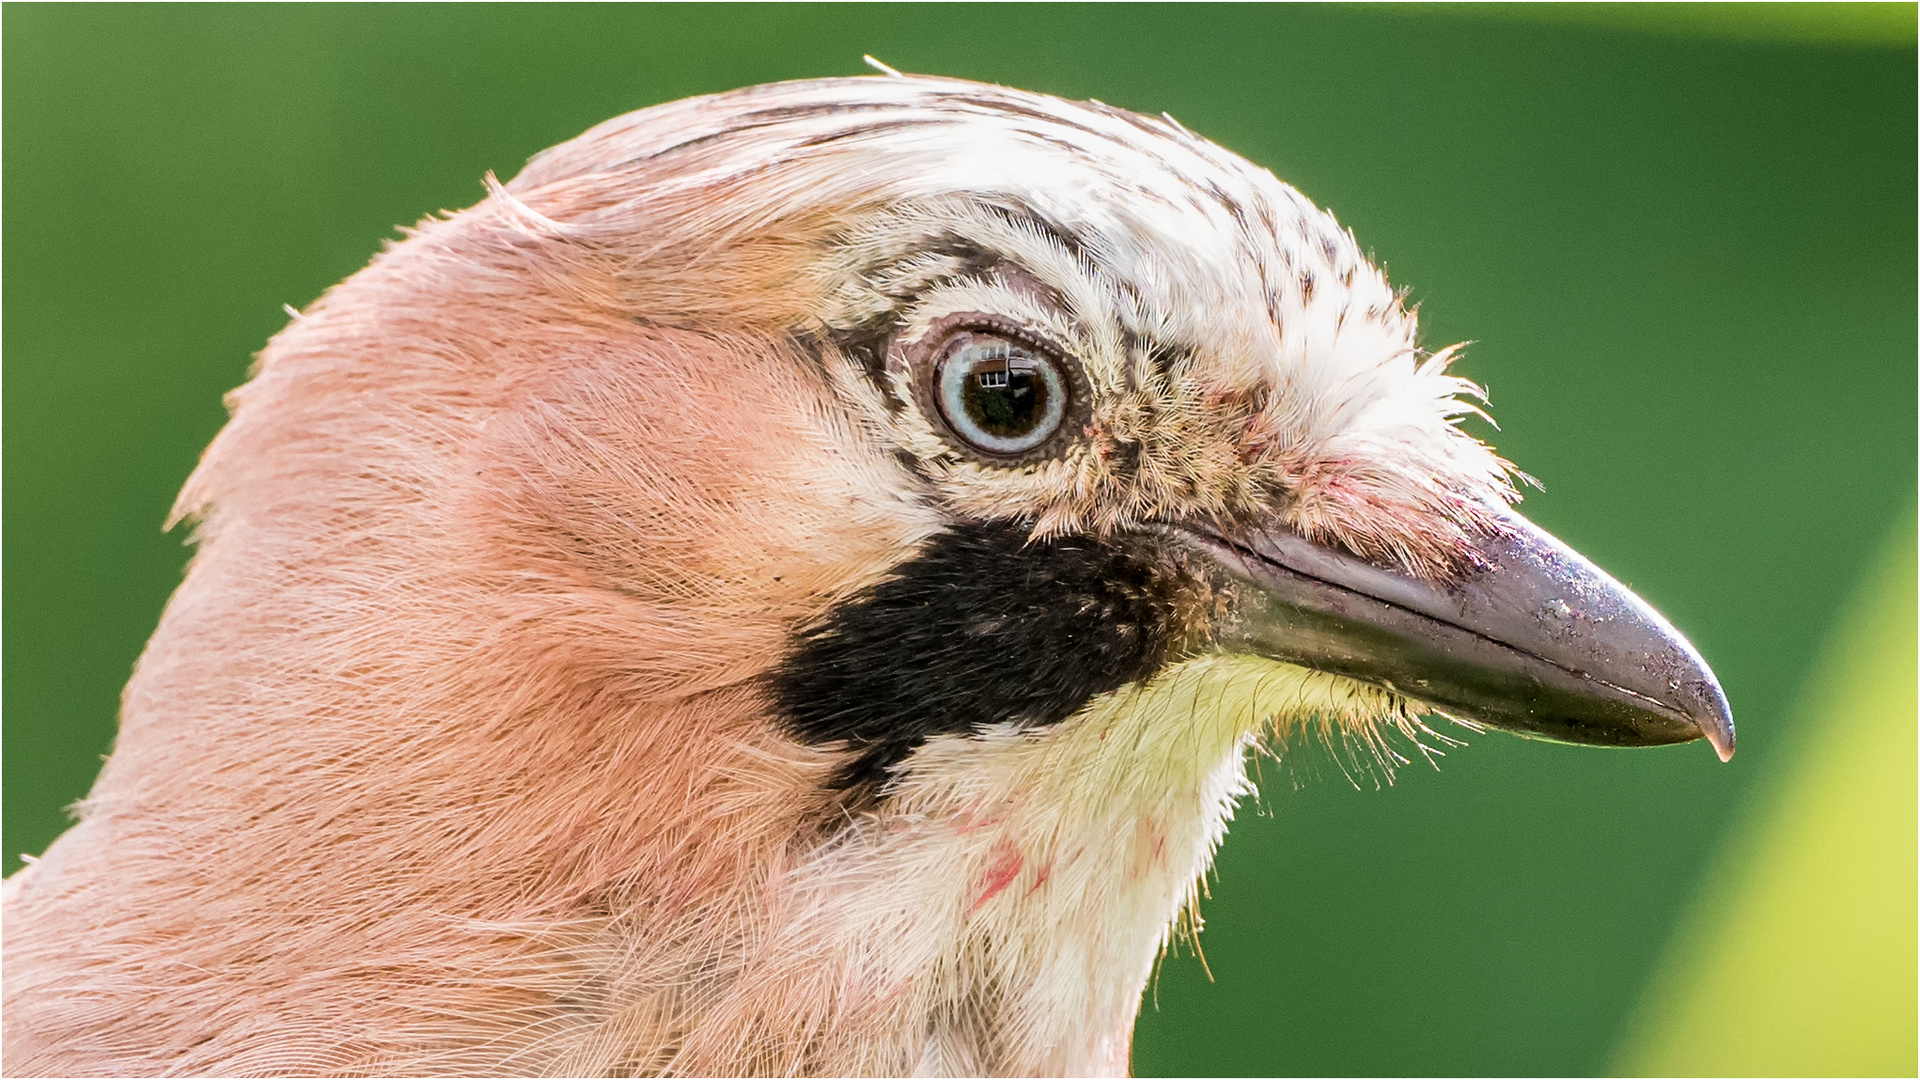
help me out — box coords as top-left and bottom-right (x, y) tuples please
(932, 333), (1070, 457)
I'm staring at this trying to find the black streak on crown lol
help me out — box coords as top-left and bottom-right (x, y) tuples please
(773, 521), (1203, 791)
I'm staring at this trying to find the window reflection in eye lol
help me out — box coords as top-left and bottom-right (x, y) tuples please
(933, 333), (1068, 456)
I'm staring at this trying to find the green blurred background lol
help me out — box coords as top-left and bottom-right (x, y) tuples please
(5, 4), (1914, 1075)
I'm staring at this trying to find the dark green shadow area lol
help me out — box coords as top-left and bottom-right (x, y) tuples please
(5, 6), (1913, 1076)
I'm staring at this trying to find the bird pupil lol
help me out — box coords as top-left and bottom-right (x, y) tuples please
(964, 368), (1045, 437)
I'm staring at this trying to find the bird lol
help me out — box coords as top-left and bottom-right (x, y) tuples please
(1, 73), (1734, 1077)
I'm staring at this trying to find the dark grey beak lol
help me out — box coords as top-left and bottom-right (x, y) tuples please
(1177, 510), (1734, 760)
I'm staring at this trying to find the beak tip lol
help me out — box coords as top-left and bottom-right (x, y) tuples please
(1695, 698), (1736, 762)
(1708, 728), (1736, 762)
(1689, 672), (1735, 757)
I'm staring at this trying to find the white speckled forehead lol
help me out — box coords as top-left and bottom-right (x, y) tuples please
(515, 73), (1387, 348)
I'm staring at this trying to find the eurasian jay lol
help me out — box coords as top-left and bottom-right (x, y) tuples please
(1, 75), (1732, 1077)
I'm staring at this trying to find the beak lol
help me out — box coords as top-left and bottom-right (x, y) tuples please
(1175, 510), (1735, 760)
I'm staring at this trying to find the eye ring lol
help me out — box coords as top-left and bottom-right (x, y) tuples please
(897, 315), (1088, 465)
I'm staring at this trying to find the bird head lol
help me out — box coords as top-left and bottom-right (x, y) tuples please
(479, 74), (1732, 758)
(6, 74), (1732, 1076)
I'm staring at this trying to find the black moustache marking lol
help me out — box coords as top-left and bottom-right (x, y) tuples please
(773, 521), (1204, 790)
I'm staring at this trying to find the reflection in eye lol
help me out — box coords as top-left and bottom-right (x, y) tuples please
(934, 333), (1068, 456)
